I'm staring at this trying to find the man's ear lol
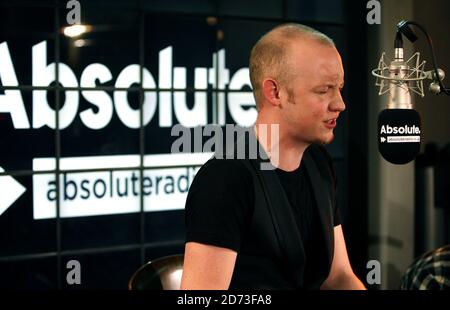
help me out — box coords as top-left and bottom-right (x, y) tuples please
(262, 78), (282, 107)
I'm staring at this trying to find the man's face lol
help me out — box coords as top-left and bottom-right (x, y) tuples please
(279, 39), (346, 145)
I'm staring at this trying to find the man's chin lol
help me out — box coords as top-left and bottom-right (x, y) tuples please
(294, 132), (334, 146)
(314, 133), (334, 145)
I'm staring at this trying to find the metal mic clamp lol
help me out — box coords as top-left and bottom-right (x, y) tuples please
(426, 68), (446, 94)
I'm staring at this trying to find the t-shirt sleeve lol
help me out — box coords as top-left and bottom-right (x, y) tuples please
(184, 159), (254, 252)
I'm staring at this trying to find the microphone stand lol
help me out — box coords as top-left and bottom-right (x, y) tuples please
(397, 20), (450, 96)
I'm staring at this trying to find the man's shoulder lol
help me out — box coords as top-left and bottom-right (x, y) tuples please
(200, 157), (253, 174)
(192, 158), (254, 188)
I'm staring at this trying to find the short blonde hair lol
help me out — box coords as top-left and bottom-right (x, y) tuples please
(249, 23), (335, 110)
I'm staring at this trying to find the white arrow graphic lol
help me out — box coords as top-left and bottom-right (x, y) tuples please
(380, 137), (386, 143)
(0, 166), (26, 216)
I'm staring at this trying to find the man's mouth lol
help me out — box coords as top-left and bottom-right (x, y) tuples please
(324, 118), (337, 129)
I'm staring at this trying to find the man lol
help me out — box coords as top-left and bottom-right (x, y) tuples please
(180, 23), (366, 290)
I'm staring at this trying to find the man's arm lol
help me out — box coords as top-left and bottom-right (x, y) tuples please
(320, 225), (366, 290)
(180, 242), (238, 290)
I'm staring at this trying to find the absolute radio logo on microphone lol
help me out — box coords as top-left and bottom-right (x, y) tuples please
(379, 125), (420, 143)
(377, 109), (421, 164)
(380, 124), (420, 135)
(379, 124), (421, 143)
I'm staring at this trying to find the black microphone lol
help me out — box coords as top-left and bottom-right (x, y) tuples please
(378, 109), (421, 164)
(376, 32), (422, 164)
(373, 20), (450, 164)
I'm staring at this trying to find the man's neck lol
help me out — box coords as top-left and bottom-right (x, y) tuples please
(254, 117), (309, 172)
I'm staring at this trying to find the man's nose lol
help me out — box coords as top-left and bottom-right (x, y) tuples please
(330, 92), (346, 112)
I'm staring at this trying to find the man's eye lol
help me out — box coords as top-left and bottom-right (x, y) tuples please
(317, 89), (328, 94)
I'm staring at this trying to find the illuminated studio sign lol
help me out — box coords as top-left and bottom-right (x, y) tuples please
(0, 38), (256, 219)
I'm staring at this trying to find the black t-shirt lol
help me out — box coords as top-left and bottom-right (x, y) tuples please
(185, 148), (341, 288)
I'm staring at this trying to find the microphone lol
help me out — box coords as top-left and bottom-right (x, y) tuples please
(378, 109), (421, 165)
(373, 20), (449, 165)
(377, 32), (421, 164)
